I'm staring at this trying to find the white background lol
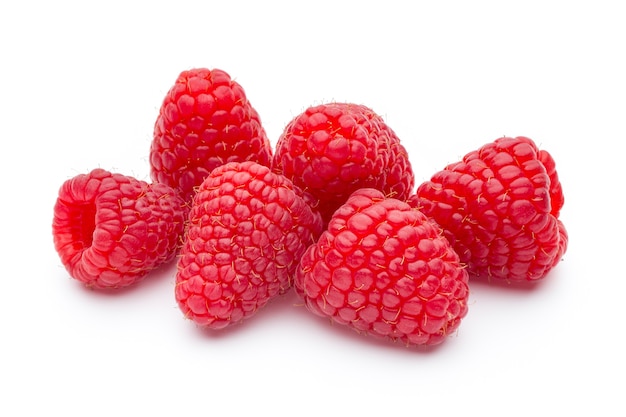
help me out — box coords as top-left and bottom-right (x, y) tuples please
(2, 1), (624, 415)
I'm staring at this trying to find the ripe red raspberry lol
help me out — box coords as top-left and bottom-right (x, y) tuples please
(295, 188), (469, 347)
(409, 136), (568, 282)
(150, 68), (273, 203)
(52, 169), (187, 290)
(272, 102), (414, 224)
(175, 161), (323, 329)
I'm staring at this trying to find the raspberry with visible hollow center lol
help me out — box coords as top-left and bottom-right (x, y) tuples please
(52, 168), (187, 289)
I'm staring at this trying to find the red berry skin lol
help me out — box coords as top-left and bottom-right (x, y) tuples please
(52, 169), (187, 290)
(150, 68), (273, 203)
(295, 188), (469, 347)
(175, 161), (323, 329)
(409, 136), (568, 282)
(272, 102), (414, 224)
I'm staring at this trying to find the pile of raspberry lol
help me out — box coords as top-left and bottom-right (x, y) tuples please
(52, 68), (568, 348)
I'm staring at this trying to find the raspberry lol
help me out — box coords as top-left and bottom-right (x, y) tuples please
(409, 136), (568, 282)
(295, 188), (469, 347)
(52, 169), (187, 290)
(175, 161), (323, 329)
(272, 102), (414, 224)
(150, 68), (273, 203)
